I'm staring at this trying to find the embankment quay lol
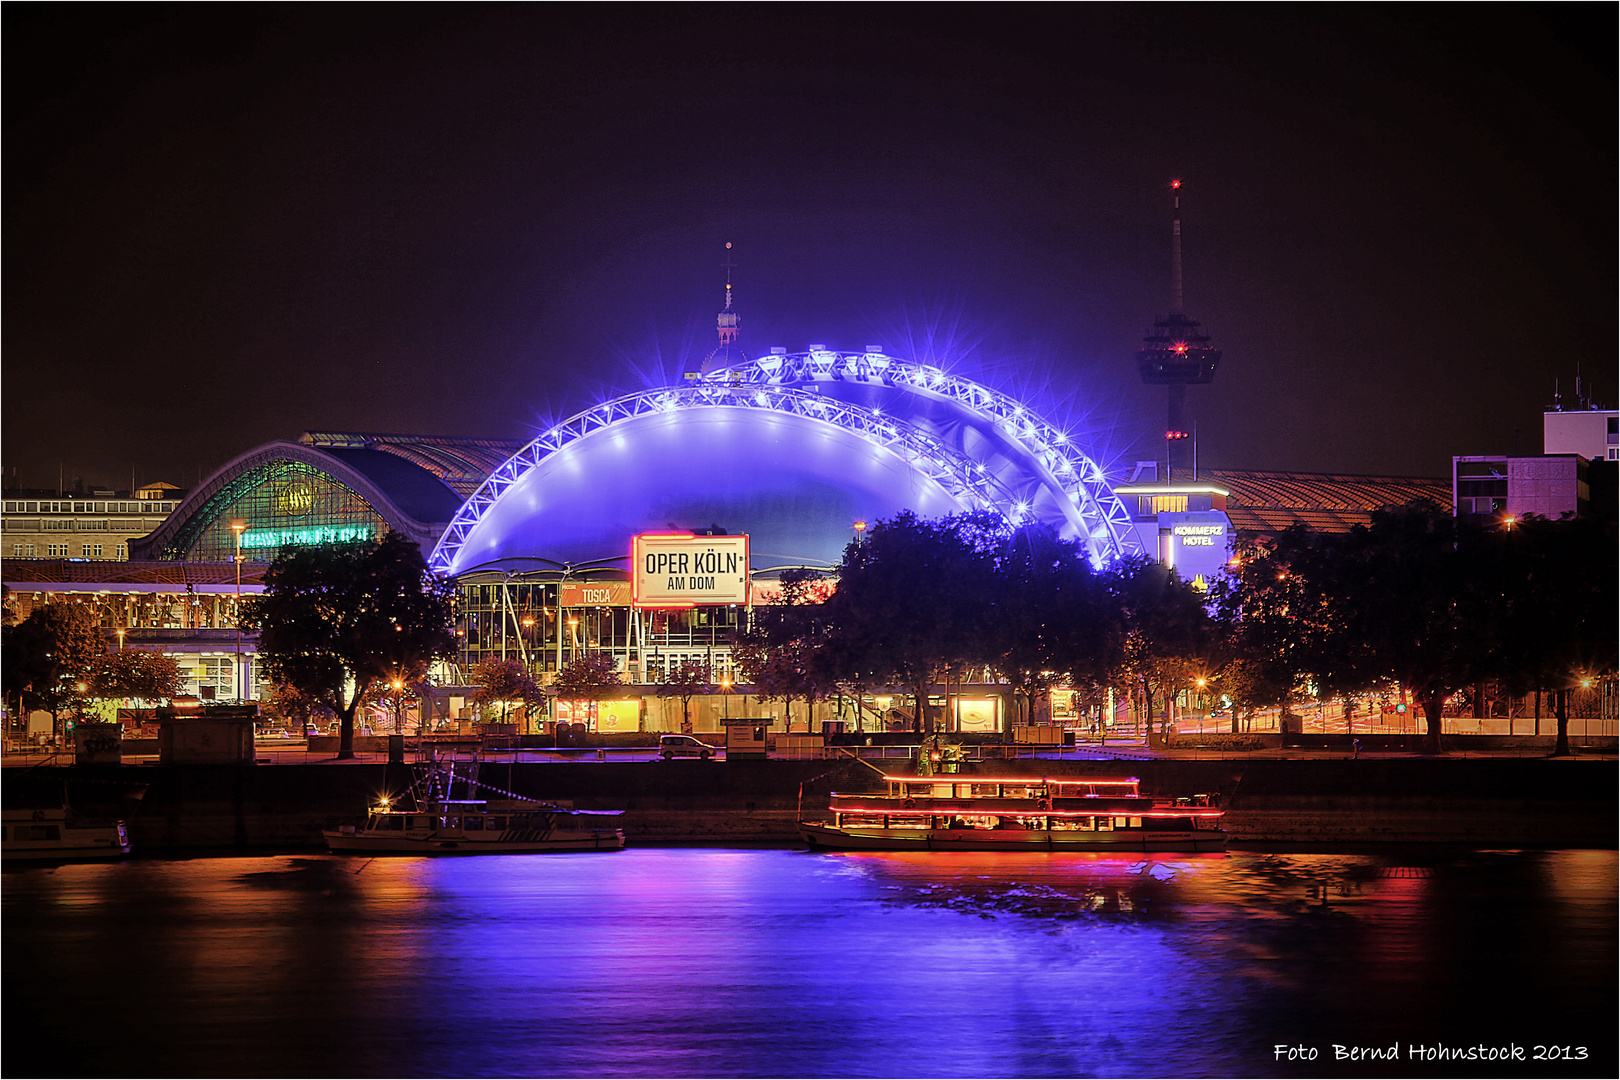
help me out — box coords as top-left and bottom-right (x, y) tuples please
(7, 755), (1615, 850)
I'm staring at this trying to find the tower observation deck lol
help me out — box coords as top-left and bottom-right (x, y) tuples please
(1136, 180), (1222, 478)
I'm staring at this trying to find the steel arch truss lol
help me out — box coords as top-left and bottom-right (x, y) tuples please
(701, 350), (1142, 561)
(430, 383), (1025, 573)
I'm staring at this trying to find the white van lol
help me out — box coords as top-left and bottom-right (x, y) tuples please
(659, 735), (715, 760)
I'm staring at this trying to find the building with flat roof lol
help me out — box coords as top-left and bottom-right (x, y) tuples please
(2, 485), (185, 561)
(1543, 407), (1618, 462)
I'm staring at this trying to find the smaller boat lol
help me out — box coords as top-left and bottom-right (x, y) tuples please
(323, 798), (626, 854)
(800, 772), (1227, 852)
(3, 807), (131, 861)
(323, 754), (625, 854)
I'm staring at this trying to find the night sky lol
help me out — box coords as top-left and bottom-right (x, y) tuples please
(5, 6), (1614, 496)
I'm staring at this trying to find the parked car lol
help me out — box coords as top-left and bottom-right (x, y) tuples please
(659, 735), (714, 760)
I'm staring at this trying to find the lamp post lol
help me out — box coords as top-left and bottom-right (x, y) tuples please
(390, 677), (405, 734)
(116, 627), (125, 651)
(230, 520), (246, 702)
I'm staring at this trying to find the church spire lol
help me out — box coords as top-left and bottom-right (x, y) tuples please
(702, 241), (745, 374)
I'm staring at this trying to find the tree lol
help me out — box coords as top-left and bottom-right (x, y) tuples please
(1212, 527), (1346, 733)
(655, 660), (714, 735)
(734, 568), (833, 732)
(92, 649), (184, 709)
(261, 681), (336, 734)
(820, 511), (1000, 732)
(471, 658), (540, 727)
(1489, 515), (1617, 756)
(551, 650), (622, 730)
(241, 532), (456, 759)
(1324, 508), (1499, 754)
(4, 603), (106, 736)
(985, 524), (1111, 727)
(1221, 506), (1511, 754)
(1104, 556), (1214, 746)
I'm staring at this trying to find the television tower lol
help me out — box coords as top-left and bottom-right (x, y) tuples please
(1136, 180), (1221, 480)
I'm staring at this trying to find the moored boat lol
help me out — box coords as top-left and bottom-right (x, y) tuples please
(3, 807), (131, 861)
(322, 753), (625, 854)
(799, 773), (1227, 852)
(323, 797), (626, 854)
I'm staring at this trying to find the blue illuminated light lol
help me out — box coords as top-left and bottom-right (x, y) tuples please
(430, 350), (1143, 574)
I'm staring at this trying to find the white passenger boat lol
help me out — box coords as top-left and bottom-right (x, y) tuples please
(3, 807), (132, 861)
(322, 754), (625, 854)
(800, 772), (1227, 852)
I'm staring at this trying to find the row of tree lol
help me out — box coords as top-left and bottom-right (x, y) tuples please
(9, 506), (1607, 759)
(732, 506), (1615, 754)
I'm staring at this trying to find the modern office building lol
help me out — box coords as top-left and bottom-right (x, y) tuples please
(1452, 455), (1592, 522)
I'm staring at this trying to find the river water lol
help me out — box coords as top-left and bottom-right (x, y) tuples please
(4, 848), (1614, 1079)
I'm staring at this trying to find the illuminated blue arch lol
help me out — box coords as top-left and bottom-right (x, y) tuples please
(700, 351), (1141, 561)
(430, 352), (1142, 575)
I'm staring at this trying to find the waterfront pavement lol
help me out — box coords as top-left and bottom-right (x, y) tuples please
(5, 740), (1612, 768)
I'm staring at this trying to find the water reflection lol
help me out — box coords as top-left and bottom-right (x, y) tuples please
(4, 849), (1614, 1078)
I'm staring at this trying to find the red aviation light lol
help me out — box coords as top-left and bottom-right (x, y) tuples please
(1174, 343), (1187, 353)
(1171, 179), (1182, 189)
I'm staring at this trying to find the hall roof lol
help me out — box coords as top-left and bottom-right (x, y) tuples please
(1207, 469), (1451, 534)
(298, 432), (527, 498)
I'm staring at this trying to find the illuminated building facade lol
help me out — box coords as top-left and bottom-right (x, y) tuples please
(2, 484), (183, 561)
(131, 432), (523, 562)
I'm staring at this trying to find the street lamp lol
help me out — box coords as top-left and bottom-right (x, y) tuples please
(116, 627), (125, 651)
(391, 677), (406, 734)
(230, 520), (246, 702)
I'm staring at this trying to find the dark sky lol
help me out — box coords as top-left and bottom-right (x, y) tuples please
(5, 6), (1614, 494)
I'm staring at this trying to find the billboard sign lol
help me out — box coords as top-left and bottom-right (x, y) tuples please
(632, 533), (750, 608)
(554, 698), (641, 732)
(559, 580), (632, 607)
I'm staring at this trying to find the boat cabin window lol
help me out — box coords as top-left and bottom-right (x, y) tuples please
(1051, 816), (1094, 831)
(1001, 785), (1041, 799)
(968, 784), (1000, 798)
(886, 815), (929, 830)
(1097, 816), (1114, 831)
(464, 817), (484, 831)
(839, 815), (885, 828)
(487, 816), (507, 829)
(441, 816), (459, 829)
(950, 814), (1000, 830)
(15, 824), (62, 841)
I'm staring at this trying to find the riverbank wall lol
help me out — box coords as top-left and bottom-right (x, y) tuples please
(6, 757), (1614, 850)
